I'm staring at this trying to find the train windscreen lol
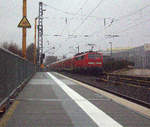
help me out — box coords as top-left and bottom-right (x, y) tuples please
(88, 54), (101, 59)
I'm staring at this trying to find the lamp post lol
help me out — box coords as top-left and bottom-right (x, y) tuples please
(105, 34), (119, 57)
(109, 42), (112, 57)
(76, 45), (80, 53)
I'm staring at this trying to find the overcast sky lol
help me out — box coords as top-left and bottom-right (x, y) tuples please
(1, 0), (150, 58)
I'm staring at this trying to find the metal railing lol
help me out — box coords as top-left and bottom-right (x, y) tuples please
(0, 48), (35, 110)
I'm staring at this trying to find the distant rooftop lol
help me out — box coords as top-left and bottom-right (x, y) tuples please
(106, 47), (134, 52)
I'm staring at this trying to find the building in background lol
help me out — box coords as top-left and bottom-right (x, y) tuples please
(103, 44), (150, 69)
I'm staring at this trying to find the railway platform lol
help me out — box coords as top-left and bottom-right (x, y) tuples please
(0, 72), (150, 127)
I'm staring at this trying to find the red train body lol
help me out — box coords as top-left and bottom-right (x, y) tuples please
(49, 51), (103, 73)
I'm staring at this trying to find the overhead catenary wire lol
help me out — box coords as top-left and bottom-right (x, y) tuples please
(44, 1), (150, 56)
(59, 0), (105, 55)
(117, 4), (150, 21)
(104, 4), (150, 29)
(102, 18), (150, 44)
(72, 0), (104, 34)
(85, 18), (150, 49)
(116, 18), (150, 34)
(91, 14), (150, 36)
(45, 3), (105, 19)
(89, 4), (150, 37)
(45, 2), (150, 39)
(45, 2), (150, 33)
(75, 0), (89, 15)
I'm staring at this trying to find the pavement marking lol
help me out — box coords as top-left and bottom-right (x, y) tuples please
(48, 72), (123, 127)
(0, 101), (19, 127)
(55, 72), (150, 118)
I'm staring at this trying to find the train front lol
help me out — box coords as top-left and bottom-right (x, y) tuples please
(85, 52), (103, 74)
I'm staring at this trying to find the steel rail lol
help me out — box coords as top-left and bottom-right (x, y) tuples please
(106, 74), (150, 88)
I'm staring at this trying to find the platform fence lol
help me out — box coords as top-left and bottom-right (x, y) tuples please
(0, 48), (36, 106)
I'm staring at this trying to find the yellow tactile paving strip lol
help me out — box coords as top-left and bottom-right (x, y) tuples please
(0, 101), (20, 127)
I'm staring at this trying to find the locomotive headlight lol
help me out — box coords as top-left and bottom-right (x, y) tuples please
(88, 62), (94, 64)
(96, 62), (102, 64)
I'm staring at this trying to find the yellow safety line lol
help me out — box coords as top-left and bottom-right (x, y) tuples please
(0, 101), (20, 127)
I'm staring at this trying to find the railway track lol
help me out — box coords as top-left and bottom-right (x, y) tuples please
(60, 72), (150, 108)
(103, 74), (150, 89)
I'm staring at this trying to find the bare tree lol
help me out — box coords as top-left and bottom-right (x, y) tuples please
(1, 42), (22, 57)
(26, 43), (34, 63)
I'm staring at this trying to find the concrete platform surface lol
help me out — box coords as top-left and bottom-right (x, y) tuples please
(0, 72), (150, 127)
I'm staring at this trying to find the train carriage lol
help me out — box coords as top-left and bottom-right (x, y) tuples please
(49, 51), (103, 74)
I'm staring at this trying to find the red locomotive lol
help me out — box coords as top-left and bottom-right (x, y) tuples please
(49, 51), (103, 74)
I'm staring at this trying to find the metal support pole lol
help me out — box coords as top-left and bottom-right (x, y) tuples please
(37, 2), (45, 65)
(22, 0), (27, 58)
(76, 45), (79, 53)
(34, 18), (37, 64)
